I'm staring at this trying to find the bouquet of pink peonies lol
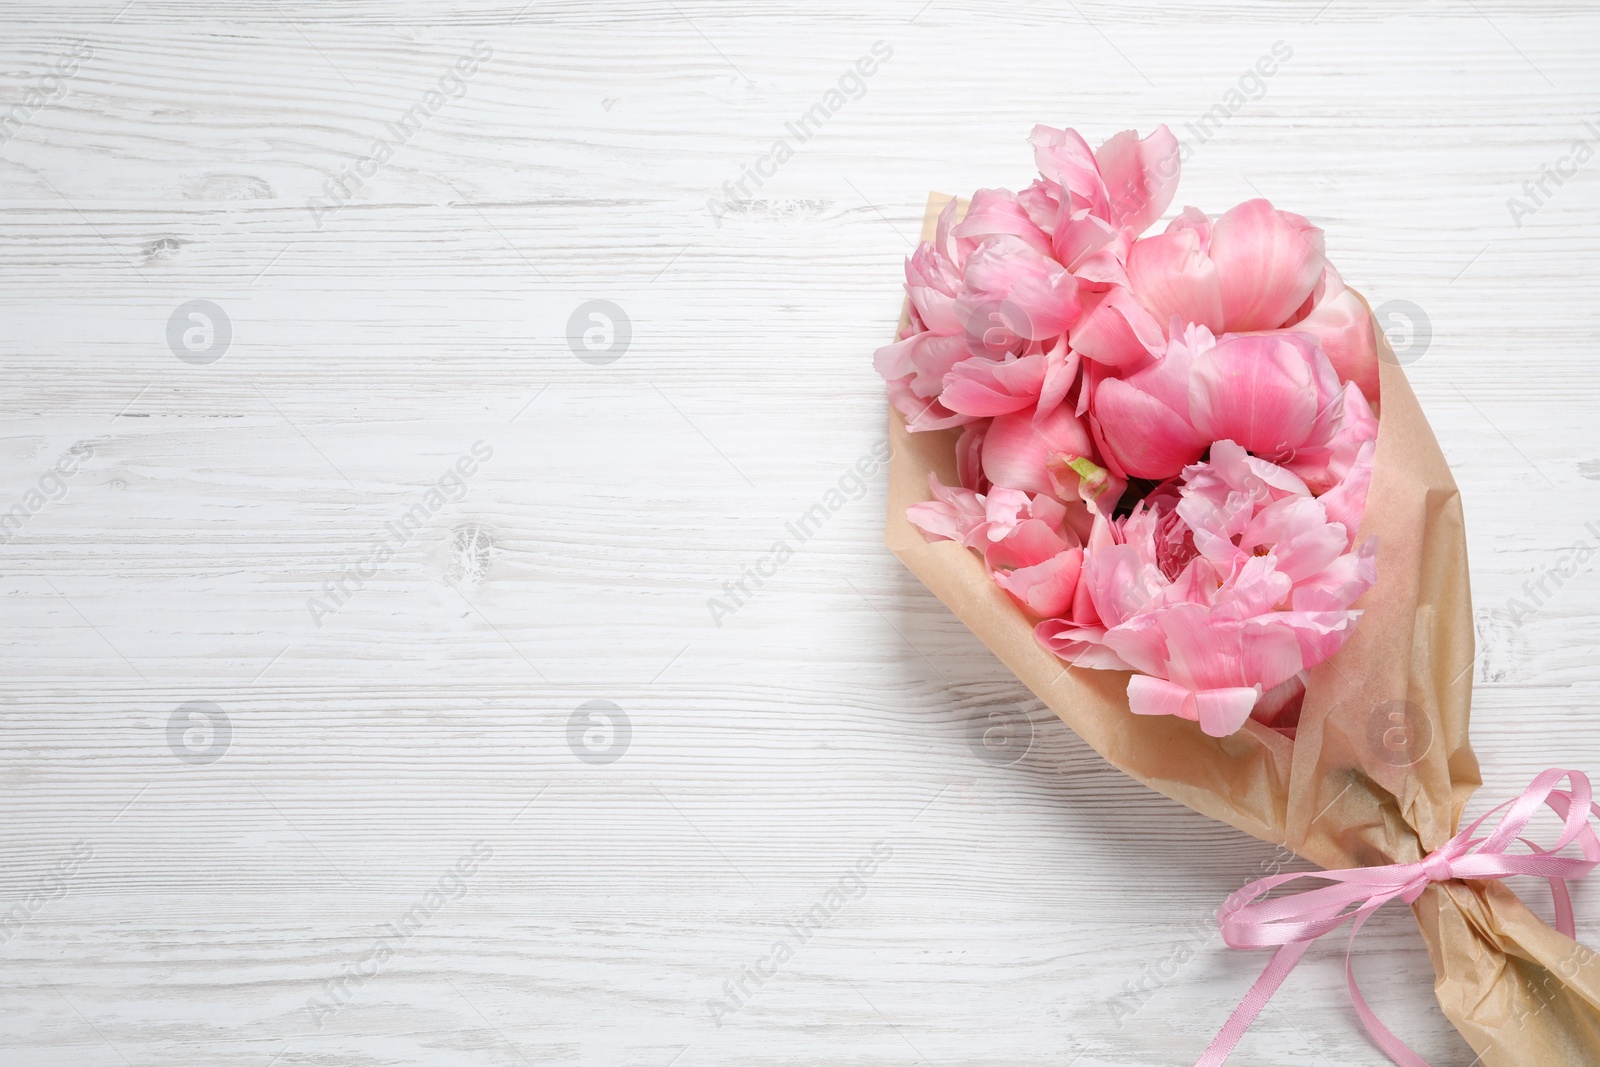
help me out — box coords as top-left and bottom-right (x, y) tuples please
(878, 126), (1600, 1066)
(879, 124), (1380, 739)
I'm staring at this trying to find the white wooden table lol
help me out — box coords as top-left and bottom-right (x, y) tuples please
(3, 2), (1598, 1064)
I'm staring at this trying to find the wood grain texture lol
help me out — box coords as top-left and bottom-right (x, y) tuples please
(2, 2), (1600, 1064)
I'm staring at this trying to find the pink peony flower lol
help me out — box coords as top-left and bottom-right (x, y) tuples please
(1034, 443), (1376, 736)
(1028, 124), (1182, 251)
(876, 124), (1194, 434)
(1125, 199), (1319, 333)
(907, 476), (1088, 620)
(1125, 199), (1379, 404)
(876, 199), (1087, 432)
(959, 234), (1082, 342)
(875, 200), (982, 431)
(1092, 327), (1377, 487)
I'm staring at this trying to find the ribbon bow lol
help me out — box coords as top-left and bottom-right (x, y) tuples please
(1196, 768), (1600, 1067)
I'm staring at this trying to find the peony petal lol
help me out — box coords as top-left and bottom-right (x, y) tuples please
(875, 331), (972, 397)
(1157, 605), (1303, 695)
(1016, 179), (1062, 237)
(1069, 518), (1113, 627)
(1030, 125), (1108, 216)
(982, 485), (1035, 536)
(1070, 245), (1134, 290)
(931, 195), (966, 260)
(1093, 377), (1209, 479)
(1319, 439), (1376, 547)
(1184, 438), (1311, 501)
(1126, 228), (1225, 335)
(1281, 373), (1374, 493)
(1240, 497), (1346, 584)
(906, 474), (988, 546)
(961, 235), (1082, 340)
(1263, 610), (1361, 672)
(1093, 125), (1181, 236)
(1127, 674), (1199, 720)
(1188, 334), (1321, 456)
(1294, 284), (1381, 405)
(987, 518), (1073, 569)
(1165, 205), (1213, 247)
(1120, 322), (1213, 414)
(872, 332), (919, 382)
(1208, 199), (1326, 331)
(1207, 554), (1290, 618)
(1034, 337), (1079, 422)
(951, 188), (1053, 255)
(1193, 687), (1262, 737)
(1049, 453), (1125, 520)
(1290, 536), (1377, 612)
(1098, 614), (1171, 676)
(906, 283), (964, 337)
(887, 376), (972, 431)
(982, 404), (1095, 496)
(1003, 271), (1083, 340)
(1236, 616), (1316, 691)
(1070, 286), (1165, 368)
(1052, 210), (1120, 274)
(1082, 543), (1170, 632)
(955, 421), (990, 492)
(1034, 621), (1133, 669)
(993, 546), (1083, 618)
(941, 353), (1048, 416)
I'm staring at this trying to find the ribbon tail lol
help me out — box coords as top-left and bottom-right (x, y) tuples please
(1551, 877), (1576, 939)
(1521, 836), (1579, 939)
(1193, 941), (1310, 1067)
(1345, 913), (1433, 1067)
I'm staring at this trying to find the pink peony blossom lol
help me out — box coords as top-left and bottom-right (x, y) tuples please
(1034, 444), (1376, 736)
(907, 476), (1088, 620)
(1126, 199), (1321, 334)
(1125, 200), (1379, 404)
(1092, 327), (1378, 488)
(1028, 124), (1181, 252)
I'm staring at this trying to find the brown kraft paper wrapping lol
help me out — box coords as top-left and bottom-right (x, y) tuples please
(884, 193), (1600, 1065)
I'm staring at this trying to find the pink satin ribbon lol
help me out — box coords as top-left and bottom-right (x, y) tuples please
(1195, 768), (1600, 1067)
